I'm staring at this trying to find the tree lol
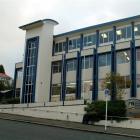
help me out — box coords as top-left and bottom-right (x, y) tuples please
(0, 81), (5, 91)
(0, 65), (5, 74)
(101, 72), (131, 100)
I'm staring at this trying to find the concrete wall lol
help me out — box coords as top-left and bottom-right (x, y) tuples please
(0, 103), (140, 129)
(95, 119), (140, 129)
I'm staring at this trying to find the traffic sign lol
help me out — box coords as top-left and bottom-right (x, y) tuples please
(104, 89), (110, 96)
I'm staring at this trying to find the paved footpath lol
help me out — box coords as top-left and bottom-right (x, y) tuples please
(0, 113), (140, 138)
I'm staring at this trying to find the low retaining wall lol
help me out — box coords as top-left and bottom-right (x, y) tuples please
(0, 101), (140, 129)
(95, 119), (140, 129)
(0, 105), (85, 123)
(0, 100), (85, 109)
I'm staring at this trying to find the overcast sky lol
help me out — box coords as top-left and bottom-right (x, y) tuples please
(0, 0), (140, 77)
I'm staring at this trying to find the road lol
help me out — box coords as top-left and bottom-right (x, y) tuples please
(0, 119), (139, 140)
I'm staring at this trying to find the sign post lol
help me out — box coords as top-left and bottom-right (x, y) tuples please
(104, 88), (110, 132)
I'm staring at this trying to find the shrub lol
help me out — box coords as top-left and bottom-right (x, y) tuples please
(7, 98), (20, 104)
(83, 100), (127, 124)
(0, 98), (20, 104)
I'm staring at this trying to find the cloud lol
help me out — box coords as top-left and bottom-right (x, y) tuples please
(0, 0), (140, 77)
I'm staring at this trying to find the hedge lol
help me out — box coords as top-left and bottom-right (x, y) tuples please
(83, 100), (127, 124)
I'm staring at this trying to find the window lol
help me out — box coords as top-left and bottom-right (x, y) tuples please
(66, 83), (76, 94)
(52, 84), (61, 95)
(98, 79), (105, 91)
(116, 26), (132, 41)
(54, 42), (66, 53)
(137, 74), (140, 88)
(126, 26), (132, 38)
(83, 34), (96, 47)
(121, 75), (131, 89)
(68, 38), (80, 50)
(117, 50), (130, 64)
(17, 69), (22, 79)
(82, 56), (93, 69)
(134, 24), (140, 36)
(23, 37), (39, 103)
(67, 59), (77, 71)
(52, 61), (61, 73)
(98, 53), (111, 67)
(136, 48), (140, 61)
(99, 30), (113, 44)
(82, 81), (93, 93)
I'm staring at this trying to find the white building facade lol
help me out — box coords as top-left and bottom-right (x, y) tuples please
(14, 15), (140, 104)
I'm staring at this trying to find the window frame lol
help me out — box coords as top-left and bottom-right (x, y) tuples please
(68, 38), (81, 51)
(116, 25), (132, 42)
(99, 29), (113, 45)
(83, 34), (96, 47)
(116, 50), (130, 64)
(52, 61), (62, 73)
(98, 53), (111, 67)
(67, 59), (77, 72)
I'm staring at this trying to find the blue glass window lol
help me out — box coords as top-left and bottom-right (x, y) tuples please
(68, 38), (81, 50)
(134, 24), (140, 36)
(23, 37), (39, 103)
(116, 26), (132, 41)
(109, 30), (114, 42)
(137, 74), (140, 88)
(66, 83), (76, 94)
(52, 61), (62, 73)
(52, 84), (61, 95)
(83, 34), (96, 47)
(100, 30), (113, 44)
(136, 48), (140, 61)
(98, 53), (111, 67)
(67, 59), (77, 71)
(54, 41), (66, 53)
(126, 26), (132, 38)
(82, 56), (93, 69)
(117, 50), (130, 64)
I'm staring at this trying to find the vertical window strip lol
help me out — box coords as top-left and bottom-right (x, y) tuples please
(24, 39), (38, 103)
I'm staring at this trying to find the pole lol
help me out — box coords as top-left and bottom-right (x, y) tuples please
(82, 55), (85, 99)
(62, 54), (64, 106)
(105, 94), (108, 131)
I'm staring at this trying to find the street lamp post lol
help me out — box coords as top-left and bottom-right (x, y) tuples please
(82, 55), (85, 100)
(105, 91), (108, 131)
(104, 81), (110, 132)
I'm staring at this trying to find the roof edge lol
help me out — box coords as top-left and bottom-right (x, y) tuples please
(54, 15), (140, 38)
(19, 19), (59, 30)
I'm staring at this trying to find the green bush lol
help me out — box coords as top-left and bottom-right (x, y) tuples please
(83, 100), (127, 124)
(0, 98), (20, 104)
(7, 98), (20, 104)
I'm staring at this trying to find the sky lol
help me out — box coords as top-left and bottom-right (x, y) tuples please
(0, 0), (140, 78)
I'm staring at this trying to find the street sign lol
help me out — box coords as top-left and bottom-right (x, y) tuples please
(104, 89), (110, 96)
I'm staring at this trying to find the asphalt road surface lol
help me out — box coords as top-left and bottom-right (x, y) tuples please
(0, 119), (139, 140)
